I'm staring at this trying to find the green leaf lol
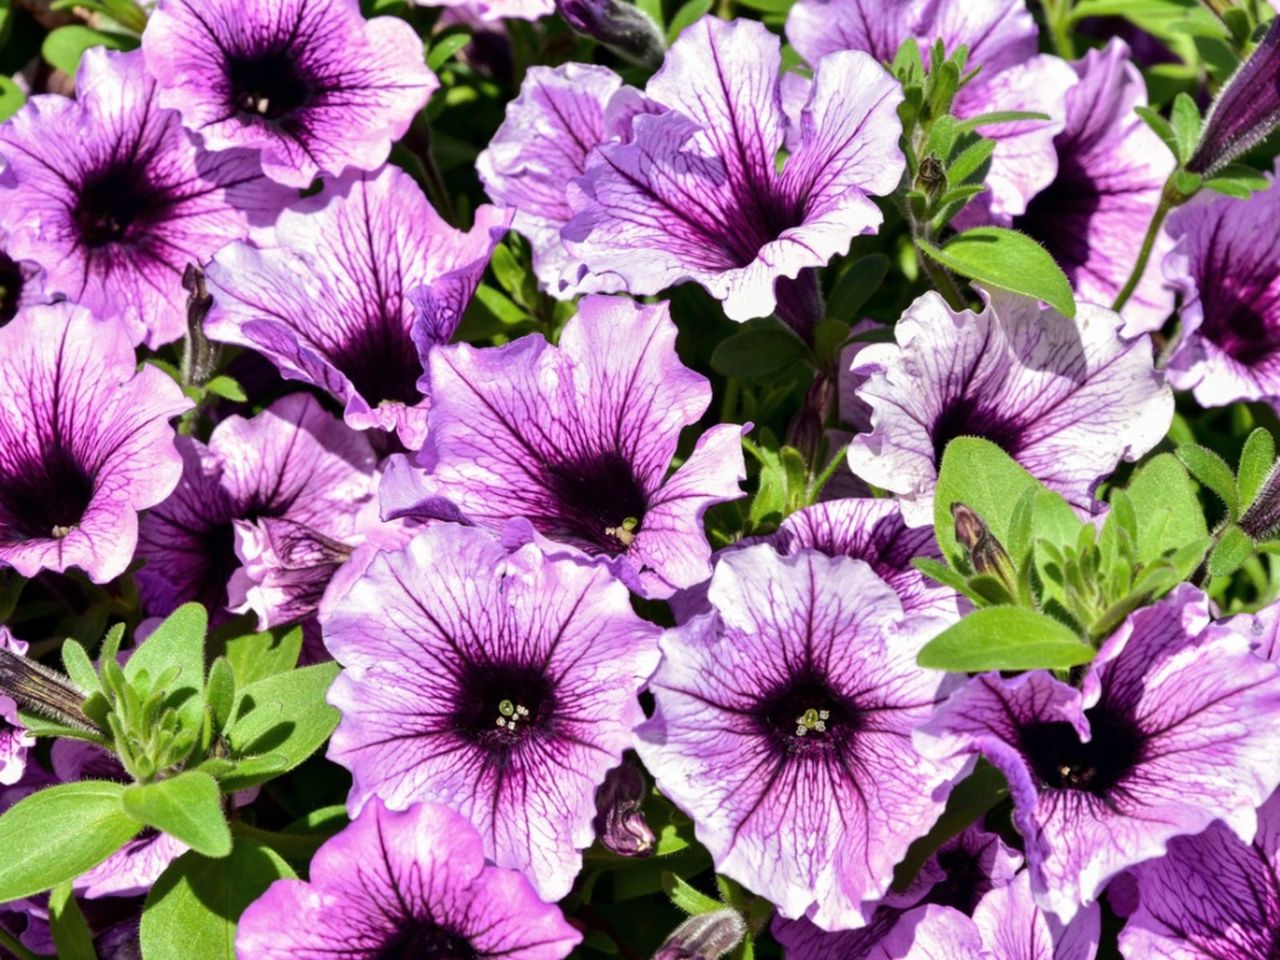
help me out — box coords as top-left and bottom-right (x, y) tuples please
(1177, 443), (1239, 519)
(471, 283), (528, 326)
(912, 557), (973, 596)
(49, 882), (98, 960)
(663, 873), (723, 915)
(0, 781), (141, 901)
(1123, 453), (1210, 565)
(127, 602), (206, 695)
(952, 110), (1051, 133)
(933, 437), (1045, 567)
(917, 228), (1076, 318)
(61, 640), (100, 696)
(918, 606), (1095, 672)
(710, 321), (808, 379)
(140, 840), (295, 960)
(666, 0), (711, 42)
(426, 31), (471, 72)
(735, 0), (793, 11)
(893, 760), (1007, 890)
(1208, 524), (1254, 579)
(945, 136), (996, 186)
(1134, 104), (1179, 159)
(205, 658), (235, 736)
(42, 25), (136, 76)
(1170, 92), (1202, 164)
(220, 624), (302, 687)
(0, 77), (25, 123)
(122, 771), (231, 858)
(1204, 162), (1271, 198)
(1238, 427), (1275, 511)
(826, 254), (889, 323)
(222, 662), (341, 791)
(203, 375), (247, 403)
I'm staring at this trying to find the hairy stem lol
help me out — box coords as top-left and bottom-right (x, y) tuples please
(1111, 183), (1179, 313)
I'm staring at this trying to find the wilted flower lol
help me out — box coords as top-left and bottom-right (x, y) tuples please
(136, 394), (376, 626)
(237, 798), (582, 959)
(786, 0), (1076, 223)
(205, 166), (511, 447)
(918, 585), (1280, 921)
(325, 525), (661, 900)
(142, 0), (438, 187)
(561, 16), (905, 334)
(0, 49), (286, 347)
(381, 295), (746, 599)
(556, 0), (664, 66)
(636, 544), (968, 930)
(845, 289), (1173, 526)
(1164, 173), (1280, 406)
(0, 303), (189, 582)
(593, 754), (655, 858)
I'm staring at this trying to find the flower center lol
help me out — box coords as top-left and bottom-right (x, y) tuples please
(755, 671), (857, 756)
(375, 920), (478, 960)
(925, 846), (989, 915)
(226, 47), (313, 123)
(0, 446), (95, 543)
(1019, 706), (1145, 796)
(930, 397), (1025, 465)
(1200, 280), (1280, 366)
(73, 165), (158, 248)
(451, 661), (556, 752)
(333, 317), (424, 409)
(543, 451), (649, 556)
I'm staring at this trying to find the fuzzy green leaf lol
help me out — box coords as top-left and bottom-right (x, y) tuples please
(918, 606), (1095, 672)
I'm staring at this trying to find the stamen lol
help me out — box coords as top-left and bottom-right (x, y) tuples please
(605, 515), (639, 547)
(494, 699), (530, 729)
(793, 707), (830, 737)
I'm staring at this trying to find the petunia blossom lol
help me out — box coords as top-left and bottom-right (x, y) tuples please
(0, 628), (32, 786)
(325, 525), (662, 901)
(136, 393), (376, 627)
(1014, 40), (1175, 332)
(0, 303), (190, 582)
(205, 166), (511, 447)
(845, 289), (1172, 526)
(918, 585), (1280, 922)
(0, 49), (286, 347)
(142, 0), (438, 188)
(1119, 790), (1280, 960)
(635, 544), (968, 931)
(238, 799), (580, 959)
(560, 16), (905, 334)
(1163, 173), (1280, 406)
(786, 0), (1076, 223)
(381, 294), (746, 599)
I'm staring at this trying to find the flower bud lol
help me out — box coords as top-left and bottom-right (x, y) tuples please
(594, 754), (655, 857)
(0, 647), (96, 732)
(555, 0), (665, 68)
(1240, 461), (1280, 541)
(653, 909), (747, 960)
(952, 502), (1017, 588)
(786, 375), (835, 470)
(1187, 18), (1280, 176)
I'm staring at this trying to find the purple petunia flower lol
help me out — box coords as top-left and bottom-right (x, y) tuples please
(1119, 790), (1280, 960)
(205, 166), (510, 447)
(560, 16), (905, 334)
(325, 525), (661, 901)
(477, 63), (629, 296)
(845, 289), (1172, 526)
(0, 303), (190, 582)
(142, 0), (438, 188)
(0, 49), (287, 348)
(136, 393), (376, 626)
(636, 544), (968, 931)
(1163, 173), (1280, 406)
(0, 628), (32, 787)
(773, 824), (1023, 958)
(918, 585), (1280, 922)
(1014, 41), (1175, 332)
(786, 0), (1076, 224)
(238, 798), (580, 959)
(381, 294), (746, 599)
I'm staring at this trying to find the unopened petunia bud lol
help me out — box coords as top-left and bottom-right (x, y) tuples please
(594, 754), (655, 857)
(555, 0), (665, 68)
(0, 647), (96, 733)
(952, 502), (1017, 589)
(1240, 462), (1280, 541)
(653, 909), (747, 960)
(786, 375), (836, 470)
(1186, 18), (1280, 176)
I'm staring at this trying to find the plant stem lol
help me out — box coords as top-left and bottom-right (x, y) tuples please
(1111, 181), (1181, 313)
(1041, 0), (1076, 59)
(231, 820), (333, 861)
(0, 927), (47, 960)
(916, 244), (967, 310)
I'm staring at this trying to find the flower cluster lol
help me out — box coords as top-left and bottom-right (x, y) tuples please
(0, 0), (1278, 957)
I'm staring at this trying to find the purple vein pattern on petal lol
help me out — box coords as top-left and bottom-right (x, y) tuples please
(0, 49), (288, 347)
(0, 303), (190, 583)
(1163, 172), (1280, 406)
(562, 16), (904, 321)
(142, 0), (438, 187)
(237, 798), (582, 959)
(205, 166), (510, 448)
(385, 294), (745, 598)
(636, 545), (968, 931)
(973, 871), (1101, 960)
(324, 526), (662, 901)
(845, 289), (1173, 526)
(136, 393), (376, 627)
(918, 585), (1280, 922)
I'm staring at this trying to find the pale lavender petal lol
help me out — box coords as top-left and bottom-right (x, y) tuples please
(0, 629), (31, 786)
(973, 872), (1100, 960)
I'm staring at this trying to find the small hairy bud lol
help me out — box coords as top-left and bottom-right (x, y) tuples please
(1187, 18), (1280, 176)
(555, 0), (665, 68)
(0, 647), (96, 732)
(653, 909), (747, 960)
